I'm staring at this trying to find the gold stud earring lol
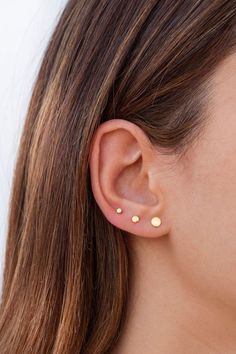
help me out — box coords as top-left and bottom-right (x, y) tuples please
(116, 207), (123, 214)
(131, 215), (140, 223)
(150, 216), (162, 227)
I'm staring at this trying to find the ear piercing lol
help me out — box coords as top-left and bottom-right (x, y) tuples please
(116, 208), (162, 228)
(150, 216), (162, 227)
(116, 208), (123, 214)
(131, 215), (140, 223)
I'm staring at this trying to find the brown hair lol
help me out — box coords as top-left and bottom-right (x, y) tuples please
(0, 1), (236, 353)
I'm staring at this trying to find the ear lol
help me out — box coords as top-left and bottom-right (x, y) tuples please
(89, 119), (171, 238)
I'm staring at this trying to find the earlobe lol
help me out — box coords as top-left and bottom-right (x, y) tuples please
(117, 209), (162, 228)
(115, 208), (162, 228)
(89, 119), (171, 238)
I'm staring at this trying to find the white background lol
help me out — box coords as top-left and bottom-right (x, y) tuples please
(0, 0), (68, 294)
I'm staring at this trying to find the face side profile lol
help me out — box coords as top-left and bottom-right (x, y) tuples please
(1, 1), (236, 354)
(89, 52), (236, 353)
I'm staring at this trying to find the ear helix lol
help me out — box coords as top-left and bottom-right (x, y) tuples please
(115, 208), (162, 228)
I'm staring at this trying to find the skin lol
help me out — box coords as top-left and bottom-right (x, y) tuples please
(89, 52), (236, 353)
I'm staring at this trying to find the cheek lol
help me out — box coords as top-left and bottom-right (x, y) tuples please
(167, 52), (236, 305)
(168, 143), (236, 307)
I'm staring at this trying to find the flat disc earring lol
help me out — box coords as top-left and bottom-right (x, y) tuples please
(131, 215), (140, 223)
(151, 216), (161, 227)
(116, 208), (123, 214)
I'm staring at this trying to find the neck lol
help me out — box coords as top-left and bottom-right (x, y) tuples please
(112, 235), (236, 354)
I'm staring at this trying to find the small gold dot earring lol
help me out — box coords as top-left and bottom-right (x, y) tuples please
(116, 207), (123, 214)
(150, 216), (162, 227)
(131, 215), (140, 223)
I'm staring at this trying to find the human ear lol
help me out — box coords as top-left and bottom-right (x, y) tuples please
(89, 119), (171, 238)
